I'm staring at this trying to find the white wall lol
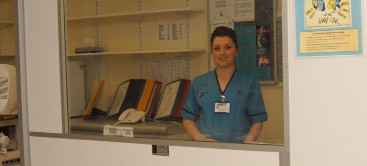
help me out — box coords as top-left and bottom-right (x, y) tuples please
(30, 137), (279, 166)
(286, 1), (367, 166)
(24, 0), (63, 133)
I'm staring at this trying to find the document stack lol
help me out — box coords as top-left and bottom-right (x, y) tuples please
(154, 79), (191, 121)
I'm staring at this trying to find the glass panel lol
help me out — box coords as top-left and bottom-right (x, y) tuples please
(64, 0), (284, 145)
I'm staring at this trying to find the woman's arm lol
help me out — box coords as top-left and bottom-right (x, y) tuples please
(183, 119), (217, 142)
(244, 122), (263, 142)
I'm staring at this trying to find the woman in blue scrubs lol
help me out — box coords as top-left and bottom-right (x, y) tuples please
(181, 26), (268, 143)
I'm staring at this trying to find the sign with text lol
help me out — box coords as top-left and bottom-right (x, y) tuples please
(295, 0), (363, 57)
(300, 29), (359, 53)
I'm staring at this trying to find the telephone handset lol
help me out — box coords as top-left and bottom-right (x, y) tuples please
(117, 108), (145, 124)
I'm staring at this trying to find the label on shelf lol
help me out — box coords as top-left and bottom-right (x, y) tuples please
(103, 125), (133, 137)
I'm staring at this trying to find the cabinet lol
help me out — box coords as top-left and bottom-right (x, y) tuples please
(64, 0), (209, 118)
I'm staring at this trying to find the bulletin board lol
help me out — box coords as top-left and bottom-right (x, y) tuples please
(209, 0), (276, 81)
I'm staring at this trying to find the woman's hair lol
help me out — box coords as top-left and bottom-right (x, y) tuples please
(210, 26), (238, 48)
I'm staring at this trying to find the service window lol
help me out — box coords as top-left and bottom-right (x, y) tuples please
(63, 0), (284, 146)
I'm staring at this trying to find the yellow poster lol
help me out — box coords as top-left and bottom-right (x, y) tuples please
(300, 29), (359, 53)
(304, 0), (351, 28)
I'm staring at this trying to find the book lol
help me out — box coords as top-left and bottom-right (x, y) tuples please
(153, 79), (191, 120)
(172, 79), (191, 118)
(83, 80), (106, 119)
(145, 81), (162, 119)
(107, 79), (146, 119)
(107, 80), (130, 118)
(136, 80), (156, 112)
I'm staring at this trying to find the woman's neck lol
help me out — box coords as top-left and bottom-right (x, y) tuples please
(216, 66), (235, 92)
(216, 65), (235, 80)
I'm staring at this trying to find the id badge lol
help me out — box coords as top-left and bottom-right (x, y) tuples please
(214, 102), (230, 113)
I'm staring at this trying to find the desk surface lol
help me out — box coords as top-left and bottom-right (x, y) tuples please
(70, 117), (192, 140)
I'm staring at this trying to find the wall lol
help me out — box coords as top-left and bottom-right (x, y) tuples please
(286, 1), (367, 166)
(24, 0), (63, 133)
(30, 136), (279, 166)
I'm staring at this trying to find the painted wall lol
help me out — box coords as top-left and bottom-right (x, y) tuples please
(22, 0), (367, 166)
(24, 0), (63, 133)
(30, 136), (279, 166)
(286, 1), (367, 166)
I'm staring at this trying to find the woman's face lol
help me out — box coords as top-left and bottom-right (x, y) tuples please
(211, 36), (238, 69)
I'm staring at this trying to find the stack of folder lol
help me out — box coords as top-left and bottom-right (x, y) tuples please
(82, 79), (191, 122)
(107, 79), (162, 119)
(154, 79), (191, 120)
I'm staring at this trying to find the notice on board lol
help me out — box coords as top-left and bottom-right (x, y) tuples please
(300, 29), (359, 53)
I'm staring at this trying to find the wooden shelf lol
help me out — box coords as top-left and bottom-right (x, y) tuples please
(67, 8), (204, 21)
(0, 54), (15, 57)
(0, 21), (14, 28)
(0, 119), (17, 127)
(67, 49), (205, 57)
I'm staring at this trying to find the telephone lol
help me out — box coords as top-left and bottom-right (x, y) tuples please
(117, 108), (145, 124)
(0, 132), (9, 153)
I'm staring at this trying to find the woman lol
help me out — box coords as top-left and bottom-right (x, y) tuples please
(181, 26), (268, 143)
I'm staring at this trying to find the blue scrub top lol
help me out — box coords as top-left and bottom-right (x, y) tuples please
(181, 69), (268, 143)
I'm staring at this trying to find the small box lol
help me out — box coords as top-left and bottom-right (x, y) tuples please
(75, 47), (104, 53)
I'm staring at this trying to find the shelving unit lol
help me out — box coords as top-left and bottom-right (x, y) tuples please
(64, 0), (209, 118)
(0, 119), (17, 128)
(67, 8), (204, 21)
(65, 0), (207, 55)
(0, 1), (19, 161)
(0, 0), (16, 58)
(67, 48), (205, 57)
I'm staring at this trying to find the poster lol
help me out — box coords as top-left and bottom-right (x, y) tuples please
(210, 18), (234, 33)
(210, 0), (231, 20)
(158, 20), (186, 43)
(296, 0), (363, 56)
(231, 0), (255, 21)
(304, 0), (351, 28)
(235, 25), (271, 81)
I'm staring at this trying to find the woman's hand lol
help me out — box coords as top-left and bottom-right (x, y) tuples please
(183, 119), (217, 142)
(243, 122), (263, 143)
(193, 135), (217, 142)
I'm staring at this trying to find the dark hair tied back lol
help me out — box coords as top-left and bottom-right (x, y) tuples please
(210, 26), (238, 48)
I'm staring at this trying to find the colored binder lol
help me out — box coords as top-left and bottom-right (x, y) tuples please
(107, 80), (130, 118)
(136, 80), (156, 112)
(154, 79), (191, 120)
(172, 79), (191, 118)
(107, 79), (146, 119)
(145, 81), (162, 119)
(83, 80), (106, 119)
